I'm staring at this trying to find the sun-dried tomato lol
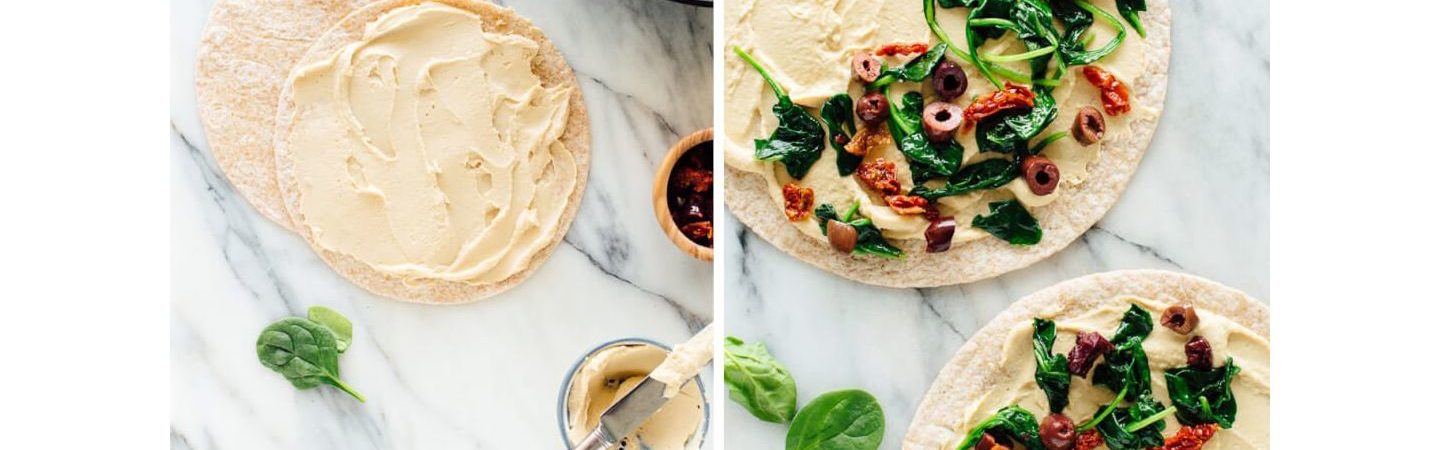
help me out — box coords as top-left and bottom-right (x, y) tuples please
(680, 221), (712, 245)
(1068, 331), (1116, 376)
(1075, 429), (1104, 450)
(876, 42), (929, 57)
(1186, 336), (1214, 369)
(675, 166), (712, 193)
(782, 183), (814, 222)
(962, 83), (1036, 129)
(885, 195), (929, 215)
(1082, 66), (1131, 116)
(1154, 423), (1220, 450)
(855, 158), (903, 196)
(844, 126), (892, 157)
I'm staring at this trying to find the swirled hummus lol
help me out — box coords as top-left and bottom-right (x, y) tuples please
(565, 343), (705, 450)
(724, 0), (1154, 246)
(955, 298), (1270, 449)
(286, 3), (576, 285)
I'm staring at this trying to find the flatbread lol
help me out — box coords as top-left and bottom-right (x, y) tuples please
(902, 270), (1269, 449)
(726, 1), (1172, 287)
(272, 0), (591, 304)
(196, 0), (373, 230)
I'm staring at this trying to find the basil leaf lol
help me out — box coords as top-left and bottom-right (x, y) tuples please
(820, 94), (862, 176)
(1032, 318), (1071, 414)
(909, 158), (1019, 200)
(723, 336), (799, 423)
(735, 46), (825, 179)
(786, 389), (885, 450)
(971, 199), (1042, 245)
(1116, 0), (1147, 38)
(977, 89), (1058, 154)
(307, 306), (352, 353)
(256, 317), (365, 402)
(1093, 394), (1169, 450)
(1165, 357), (1241, 428)
(955, 405), (1046, 450)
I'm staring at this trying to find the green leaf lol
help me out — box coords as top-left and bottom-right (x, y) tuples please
(976, 89), (1058, 154)
(1055, 0), (1127, 66)
(955, 405), (1046, 450)
(937, 0), (981, 7)
(909, 158), (1019, 200)
(723, 336), (799, 423)
(1112, 304), (1155, 344)
(1032, 318), (1071, 414)
(1116, 0), (1148, 38)
(869, 43), (950, 89)
(734, 46), (825, 179)
(307, 306), (352, 353)
(886, 89), (962, 181)
(816, 202), (905, 259)
(1093, 394), (1170, 450)
(786, 389), (885, 450)
(1092, 306), (1155, 401)
(256, 317), (365, 402)
(1165, 357), (1241, 428)
(820, 94), (862, 176)
(971, 199), (1042, 245)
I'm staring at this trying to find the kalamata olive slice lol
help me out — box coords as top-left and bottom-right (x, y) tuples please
(1021, 155), (1060, 196)
(827, 220), (858, 253)
(852, 52), (881, 83)
(922, 102), (963, 142)
(1162, 302), (1199, 334)
(1186, 335), (1213, 368)
(925, 216), (956, 253)
(856, 92), (890, 126)
(932, 60), (968, 100)
(1071, 106), (1105, 146)
(1041, 414), (1077, 450)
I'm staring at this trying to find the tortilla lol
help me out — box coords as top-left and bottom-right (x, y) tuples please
(272, 0), (591, 304)
(725, 1), (1172, 287)
(196, 0), (372, 230)
(902, 270), (1269, 449)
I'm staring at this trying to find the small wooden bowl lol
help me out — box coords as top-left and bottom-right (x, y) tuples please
(652, 128), (714, 262)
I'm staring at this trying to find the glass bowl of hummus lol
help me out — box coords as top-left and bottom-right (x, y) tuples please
(557, 338), (710, 450)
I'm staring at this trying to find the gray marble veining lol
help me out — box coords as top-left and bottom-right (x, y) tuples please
(723, 0), (1269, 447)
(171, 0), (714, 448)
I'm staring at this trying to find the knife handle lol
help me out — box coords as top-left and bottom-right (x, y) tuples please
(572, 427), (616, 450)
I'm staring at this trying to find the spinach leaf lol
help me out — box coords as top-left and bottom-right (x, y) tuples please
(1165, 357), (1241, 428)
(1008, 0), (1061, 80)
(886, 89), (962, 181)
(820, 94), (862, 176)
(971, 199), (1042, 245)
(909, 158), (1019, 200)
(869, 43), (950, 89)
(724, 336), (799, 423)
(735, 46), (825, 179)
(1032, 318), (1071, 413)
(256, 317), (365, 402)
(817, 202), (905, 259)
(1093, 394), (1172, 450)
(307, 306), (352, 353)
(1116, 0), (1148, 38)
(938, 0), (981, 8)
(955, 405), (1046, 450)
(1054, 0), (1127, 65)
(976, 89), (1058, 154)
(1092, 336), (1151, 401)
(786, 389), (885, 450)
(1111, 304), (1155, 344)
(965, 0), (1018, 87)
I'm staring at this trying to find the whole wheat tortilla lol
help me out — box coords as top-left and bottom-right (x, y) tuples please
(196, 0), (374, 230)
(272, 0), (591, 304)
(902, 270), (1269, 449)
(726, 1), (1172, 287)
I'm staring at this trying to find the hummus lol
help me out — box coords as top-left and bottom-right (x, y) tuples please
(956, 297), (1270, 449)
(724, 0), (1153, 246)
(651, 325), (715, 398)
(285, 3), (577, 285)
(564, 343), (705, 450)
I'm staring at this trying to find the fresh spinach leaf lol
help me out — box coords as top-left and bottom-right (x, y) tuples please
(955, 405), (1046, 450)
(869, 43), (950, 89)
(817, 202), (905, 259)
(1032, 318), (1071, 413)
(886, 89), (963, 181)
(909, 158), (1019, 200)
(256, 317), (365, 402)
(1116, 0), (1147, 38)
(734, 46), (825, 179)
(786, 389), (885, 450)
(1093, 394), (1172, 450)
(724, 336), (799, 423)
(1165, 357), (1241, 428)
(971, 199), (1042, 245)
(820, 94), (862, 176)
(307, 306), (352, 353)
(976, 89), (1058, 154)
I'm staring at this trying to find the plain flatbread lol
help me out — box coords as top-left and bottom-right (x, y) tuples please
(902, 270), (1269, 449)
(726, 0), (1172, 287)
(196, 0), (374, 230)
(272, 0), (591, 304)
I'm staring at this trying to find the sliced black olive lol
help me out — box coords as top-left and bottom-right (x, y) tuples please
(922, 102), (962, 142)
(856, 92), (890, 126)
(1040, 413), (1076, 450)
(1071, 106), (1106, 146)
(932, 60), (968, 100)
(852, 52), (881, 83)
(827, 220), (858, 253)
(925, 216), (956, 253)
(1163, 302), (1199, 334)
(1021, 155), (1059, 196)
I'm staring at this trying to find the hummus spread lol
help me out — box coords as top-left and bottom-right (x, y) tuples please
(565, 343), (705, 450)
(724, 0), (1152, 246)
(955, 298), (1270, 449)
(651, 325), (715, 398)
(286, 3), (577, 285)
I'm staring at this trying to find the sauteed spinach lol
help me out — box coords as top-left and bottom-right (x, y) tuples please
(817, 201), (905, 258)
(734, 46), (825, 179)
(820, 93), (862, 176)
(1165, 357), (1241, 428)
(971, 199), (1042, 245)
(1032, 318), (1071, 413)
(955, 405), (1047, 450)
(886, 88), (963, 181)
(909, 158), (1019, 200)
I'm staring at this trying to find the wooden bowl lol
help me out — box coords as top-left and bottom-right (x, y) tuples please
(652, 128), (714, 262)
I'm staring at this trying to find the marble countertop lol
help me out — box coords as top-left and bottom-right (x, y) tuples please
(723, 0), (1269, 447)
(170, 0), (714, 448)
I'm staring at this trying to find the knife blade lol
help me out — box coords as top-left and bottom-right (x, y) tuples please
(595, 376), (670, 443)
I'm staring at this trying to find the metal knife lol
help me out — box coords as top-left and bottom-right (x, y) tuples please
(572, 376), (671, 450)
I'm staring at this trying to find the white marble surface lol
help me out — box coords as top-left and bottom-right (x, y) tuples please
(170, 0), (714, 448)
(724, 1), (1269, 448)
